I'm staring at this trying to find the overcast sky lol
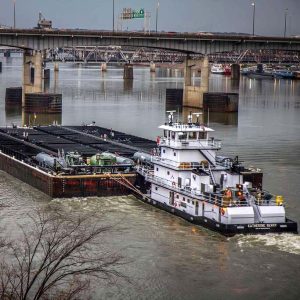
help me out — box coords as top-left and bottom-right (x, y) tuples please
(1, 0), (299, 36)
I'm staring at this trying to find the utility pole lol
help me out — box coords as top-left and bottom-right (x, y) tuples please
(156, 0), (160, 33)
(284, 8), (288, 38)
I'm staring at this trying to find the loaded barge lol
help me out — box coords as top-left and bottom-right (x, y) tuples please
(0, 125), (156, 198)
(0, 120), (297, 236)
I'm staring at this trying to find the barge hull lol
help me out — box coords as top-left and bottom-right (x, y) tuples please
(0, 151), (136, 198)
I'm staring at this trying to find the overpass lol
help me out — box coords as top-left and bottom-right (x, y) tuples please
(1, 28), (300, 108)
(0, 29), (300, 54)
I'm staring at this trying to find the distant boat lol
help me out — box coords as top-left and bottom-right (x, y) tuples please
(273, 69), (295, 79)
(211, 64), (224, 74)
(241, 64), (274, 79)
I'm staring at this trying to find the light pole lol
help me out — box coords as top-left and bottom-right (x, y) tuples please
(251, 2), (256, 36)
(13, 0), (16, 28)
(284, 8), (288, 37)
(113, 0), (115, 32)
(156, 0), (160, 33)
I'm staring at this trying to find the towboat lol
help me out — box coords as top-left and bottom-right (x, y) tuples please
(134, 112), (298, 236)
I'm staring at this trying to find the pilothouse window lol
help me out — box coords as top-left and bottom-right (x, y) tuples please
(178, 132), (187, 140)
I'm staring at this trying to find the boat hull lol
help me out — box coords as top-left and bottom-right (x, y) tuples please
(134, 193), (298, 236)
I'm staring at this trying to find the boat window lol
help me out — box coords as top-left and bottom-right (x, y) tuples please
(178, 132), (187, 140)
(163, 149), (165, 153)
(174, 152), (176, 156)
(155, 187), (158, 191)
(187, 199), (190, 203)
(189, 132), (196, 139)
(171, 132), (175, 140)
(176, 195), (179, 199)
(199, 132), (207, 139)
(164, 130), (167, 138)
(156, 167), (159, 171)
(183, 197), (185, 201)
(181, 202), (187, 208)
(192, 201), (195, 205)
(167, 171), (170, 175)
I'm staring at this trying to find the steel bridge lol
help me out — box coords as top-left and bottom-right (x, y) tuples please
(46, 46), (300, 65)
(1, 29), (300, 54)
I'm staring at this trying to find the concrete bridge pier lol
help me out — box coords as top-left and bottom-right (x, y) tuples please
(231, 63), (240, 80)
(22, 50), (44, 106)
(54, 62), (59, 72)
(123, 63), (133, 79)
(150, 62), (156, 72)
(183, 55), (209, 108)
(101, 62), (107, 72)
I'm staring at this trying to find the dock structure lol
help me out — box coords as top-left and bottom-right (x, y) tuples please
(0, 125), (157, 198)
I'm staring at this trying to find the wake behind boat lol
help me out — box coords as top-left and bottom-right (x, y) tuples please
(134, 112), (298, 236)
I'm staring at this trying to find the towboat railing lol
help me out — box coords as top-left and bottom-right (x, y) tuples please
(136, 166), (251, 207)
(151, 156), (203, 170)
(159, 138), (221, 149)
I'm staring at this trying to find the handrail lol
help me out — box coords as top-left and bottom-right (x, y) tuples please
(136, 166), (249, 207)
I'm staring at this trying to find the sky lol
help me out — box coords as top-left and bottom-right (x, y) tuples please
(0, 0), (299, 36)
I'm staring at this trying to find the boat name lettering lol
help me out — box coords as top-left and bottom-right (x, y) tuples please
(247, 224), (277, 228)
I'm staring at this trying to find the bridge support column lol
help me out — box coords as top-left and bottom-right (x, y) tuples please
(231, 63), (240, 80)
(22, 50), (33, 106)
(150, 62), (156, 72)
(54, 62), (59, 72)
(22, 50), (44, 106)
(183, 55), (209, 108)
(101, 62), (107, 72)
(123, 63), (133, 79)
(32, 51), (43, 93)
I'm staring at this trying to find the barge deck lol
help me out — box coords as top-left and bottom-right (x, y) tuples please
(0, 125), (157, 198)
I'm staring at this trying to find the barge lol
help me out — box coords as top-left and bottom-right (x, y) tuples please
(134, 111), (298, 236)
(0, 125), (156, 198)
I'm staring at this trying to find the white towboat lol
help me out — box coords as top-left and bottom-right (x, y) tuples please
(134, 112), (298, 236)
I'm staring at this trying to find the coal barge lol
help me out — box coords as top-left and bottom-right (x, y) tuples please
(0, 125), (156, 198)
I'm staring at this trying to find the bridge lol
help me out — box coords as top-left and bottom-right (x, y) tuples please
(1, 28), (300, 109)
(1, 29), (300, 54)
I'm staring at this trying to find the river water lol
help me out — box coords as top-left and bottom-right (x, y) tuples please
(0, 55), (300, 299)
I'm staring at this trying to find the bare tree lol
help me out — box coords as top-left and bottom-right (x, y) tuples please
(0, 208), (128, 300)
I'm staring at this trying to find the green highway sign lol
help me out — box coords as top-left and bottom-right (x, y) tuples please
(132, 9), (145, 19)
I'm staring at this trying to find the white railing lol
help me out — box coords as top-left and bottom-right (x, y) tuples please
(159, 138), (221, 149)
(136, 166), (247, 207)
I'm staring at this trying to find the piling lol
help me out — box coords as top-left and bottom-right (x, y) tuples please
(0, 61), (2, 73)
(5, 87), (22, 107)
(54, 62), (59, 72)
(24, 93), (62, 113)
(150, 62), (156, 73)
(231, 64), (240, 80)
(203, 92), (239, 113)
(124, 64), (134, 79)
(101, 62), (107, 72)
